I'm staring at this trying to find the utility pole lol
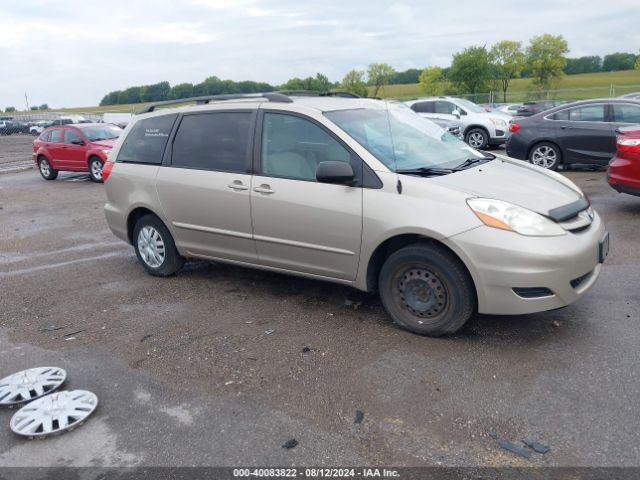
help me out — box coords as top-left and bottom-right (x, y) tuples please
(24, 92), (29, 111)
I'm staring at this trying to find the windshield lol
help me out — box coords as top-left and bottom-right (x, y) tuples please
(82, 125), (122, 142)
(324, 102), (484, 171)
(454, 98), (485, 113)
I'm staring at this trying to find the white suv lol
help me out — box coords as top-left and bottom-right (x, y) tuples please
(406, 97), (511, 149)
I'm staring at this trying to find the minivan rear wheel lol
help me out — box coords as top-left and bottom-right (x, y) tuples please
(378, 243), (475, 336)
(133, 214), (184, 276)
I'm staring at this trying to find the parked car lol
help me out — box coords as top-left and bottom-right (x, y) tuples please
(29, 115), (88, 135)
(28, 121), (50, 135)
(608, 125), (640, 197)
(515, 100), (565, 117)
(103, 93), (606, 337)
(620, 92), (640, 100)
(33, 123), (123, 182)
(405, 96), (511, 149)
(495, 103), (523, 116)
(0, 120), (29, 135)
(507, 99), (640, 169)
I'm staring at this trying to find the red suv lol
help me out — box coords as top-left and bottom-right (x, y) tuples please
(33, 123), (122, 182)
(608, 125), (640, 197)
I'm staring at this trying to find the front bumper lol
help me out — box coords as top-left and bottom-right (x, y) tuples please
(446, 213), (606, 315)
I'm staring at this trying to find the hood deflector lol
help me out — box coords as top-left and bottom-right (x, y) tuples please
(547, 197), (589, 222)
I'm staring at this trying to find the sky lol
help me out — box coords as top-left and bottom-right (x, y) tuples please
(0, 0), (638, 109)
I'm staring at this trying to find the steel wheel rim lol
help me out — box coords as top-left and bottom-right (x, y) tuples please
(137, 226), (166, 268)
(394, 267), (449, 323)
(0, 367), (66, 407)
(40, 159), (50, 176)
(531, 146), (557, 168)
(468, 132), (484, 148)
(10, 390), (98, 438)
(90, 160), (103, 180)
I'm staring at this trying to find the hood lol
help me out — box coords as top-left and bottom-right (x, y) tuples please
(90, 138), (117, 149)
(430, 156), (584, 216)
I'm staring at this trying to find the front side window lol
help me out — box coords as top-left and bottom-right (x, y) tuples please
(613, 104), (640, 123)
(49, 129), (62, 143)
(568, 105), (605, 122)
(325, 102), (484, 172)
(64, 129), (83, 144)
(117, 114), (177, 164)
(261, 113), (352, 181)
(172, 112), (253, 172)
(435, 101), (455, 114)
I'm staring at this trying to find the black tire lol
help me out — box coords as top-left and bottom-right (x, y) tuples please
(133, 214), (184, 277)
(464, 128), (489, 149)
(88, 156), (104, 183)
(38, 156), (58, 180)
(528, 142), (561, 171)
(378, 243), (475, 336)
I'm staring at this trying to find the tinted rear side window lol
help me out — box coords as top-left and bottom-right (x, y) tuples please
(613, 104), (640, 123)
(117, 114), (177, 164)
(411, 102), (434, 113)
(171, 112), (253, 173)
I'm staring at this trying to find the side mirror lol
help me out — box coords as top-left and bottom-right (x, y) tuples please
(316, 161), (355, 185)
(452, 109), (461, 119)
(71, 139), (85, 145)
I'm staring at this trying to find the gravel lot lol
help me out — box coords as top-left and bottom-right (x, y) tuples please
(0, 148), (639, 468)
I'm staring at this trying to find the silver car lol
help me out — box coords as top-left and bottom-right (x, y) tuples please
(103, 93), (608, 336)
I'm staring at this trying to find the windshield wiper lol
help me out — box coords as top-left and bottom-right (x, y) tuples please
(452, 154), (495, 171)
(396, 167), (454, 177)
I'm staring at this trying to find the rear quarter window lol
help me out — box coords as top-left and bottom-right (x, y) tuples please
(117, 114), (178, 164)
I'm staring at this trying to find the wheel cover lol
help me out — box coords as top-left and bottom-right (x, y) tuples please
(137, 226), (166, 268)
(40, 159), (50, 176)
(531, 146), (557, 168)
(468, 131), (484, 148)
(0, 367), (66, 407)
(90, 159), (103, 180)
(394, 267), (448, 322)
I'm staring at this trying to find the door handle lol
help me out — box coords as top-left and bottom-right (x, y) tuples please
(253, 184), (275, 194)
(227, 181), (248, 191)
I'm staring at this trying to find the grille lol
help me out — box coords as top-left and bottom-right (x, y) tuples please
(513, 287), (554, 298)
(571, 271), (592, 289)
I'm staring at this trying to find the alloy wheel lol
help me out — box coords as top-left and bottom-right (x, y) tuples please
(40, 159), (51, 177)
(531, 146), (558, 169)
(467, 132), (485, 148)
(137, 226), (166, 268)
(90, 159), (103, 181)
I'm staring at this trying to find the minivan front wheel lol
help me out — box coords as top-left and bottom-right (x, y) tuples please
(378, 244), (475, 336)
(133, 214), (184, 276)
(465, 128), (489, 149)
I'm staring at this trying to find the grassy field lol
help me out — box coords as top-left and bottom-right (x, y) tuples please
(11, 69), (640, 115)
(372, 69), (640, 101)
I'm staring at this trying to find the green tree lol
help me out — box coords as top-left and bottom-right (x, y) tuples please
(525, 34), (569, 90)
(38, 103), (49, 110)
(490, 40), (525, 102)
(281, 73), (332, 93)
(564, 56), (602, 74)
(5, 106), (16, 112)
(418, 66), (444, 95)
(367, 63), (395, 97)
(170, 83), (194, 99)
(448, 46), (492, 94)
(389, 68), (421, 85)
(340, 70), (368, 97)
(602, 52), (637, 72)
(30, 105), (39, 111)
(636, 55), (640, 70)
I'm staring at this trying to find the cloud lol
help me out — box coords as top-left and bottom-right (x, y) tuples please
(0, 0), (637, 108)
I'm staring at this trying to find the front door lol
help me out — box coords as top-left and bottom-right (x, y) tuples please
(155, 110), (258, 263)
(555, 103), (614, 164)
(250, 111), (363, 280)
(62, 128), (88, 170)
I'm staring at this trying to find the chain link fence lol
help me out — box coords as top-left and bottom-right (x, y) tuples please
(0, 110), (133, 136)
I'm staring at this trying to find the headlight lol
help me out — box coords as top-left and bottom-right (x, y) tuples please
(467, 198), (566, 236)
(102, 149), (111, 156)
(490, 118), (507, 128)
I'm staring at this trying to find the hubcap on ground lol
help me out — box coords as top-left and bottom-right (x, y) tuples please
(40, 160), (50, 176)
(531, 146), (557, 168)
(0, 367), (66, 407)
(137, 226), (166, 268)
(396, 268), (448, 320)
(468, 132), (484, 148)
(90, 160), (103, 180)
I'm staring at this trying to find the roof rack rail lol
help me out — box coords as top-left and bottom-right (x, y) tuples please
(277, 90), (361, 99)
(136, 92), (293, 114)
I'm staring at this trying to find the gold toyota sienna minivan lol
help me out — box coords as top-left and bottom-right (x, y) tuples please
(103, 93), (609, 336)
